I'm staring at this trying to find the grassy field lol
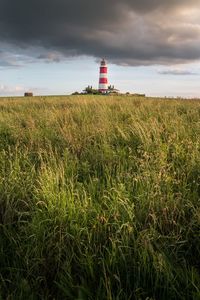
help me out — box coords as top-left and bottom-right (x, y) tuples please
(0, 95), (200, 299)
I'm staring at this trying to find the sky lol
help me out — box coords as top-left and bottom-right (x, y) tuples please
(0, 0), (200, 97)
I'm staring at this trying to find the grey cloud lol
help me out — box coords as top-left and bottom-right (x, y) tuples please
(158, 69), (198, 75)
(0, 0), (200, 66)
(0, 47), (37, 67)
(0, 50), (21, 67)
(37, 52), (66, 63)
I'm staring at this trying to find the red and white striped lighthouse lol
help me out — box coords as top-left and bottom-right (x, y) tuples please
(98, 59), (108, 93)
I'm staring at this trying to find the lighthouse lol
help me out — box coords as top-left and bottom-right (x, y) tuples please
(98, 59), (108, 93)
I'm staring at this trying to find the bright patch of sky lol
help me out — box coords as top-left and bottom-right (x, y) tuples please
(0, 56), (199, 97)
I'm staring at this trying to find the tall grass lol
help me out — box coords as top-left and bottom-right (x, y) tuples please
(0, 95), (200, 299)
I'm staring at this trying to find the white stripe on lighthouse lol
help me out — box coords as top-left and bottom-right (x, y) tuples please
(99, 73), (108, 78)
(99, 84), (108, 89)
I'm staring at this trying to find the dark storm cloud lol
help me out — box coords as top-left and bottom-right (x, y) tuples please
(0, 0), (200, 65)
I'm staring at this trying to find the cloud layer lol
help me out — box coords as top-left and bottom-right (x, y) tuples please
(0, 0), (200, 65)
(158, 69), (197, 75)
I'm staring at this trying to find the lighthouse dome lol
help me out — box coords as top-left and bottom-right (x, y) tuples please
(101, 59), (106, 66)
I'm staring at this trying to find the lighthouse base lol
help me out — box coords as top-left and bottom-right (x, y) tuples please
(99, 89), (108, 94)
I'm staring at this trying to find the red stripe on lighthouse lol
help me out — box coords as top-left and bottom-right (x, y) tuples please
(100, 67), (107, 73)
(99, 78), (108, 84)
